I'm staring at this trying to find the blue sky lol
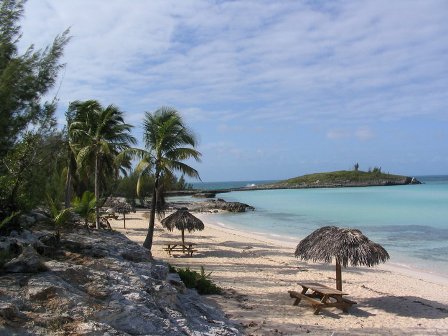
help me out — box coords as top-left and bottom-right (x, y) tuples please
(20, 0), (448, 181)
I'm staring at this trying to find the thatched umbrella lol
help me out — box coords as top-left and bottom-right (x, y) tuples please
(161, 209), (204, 248)
(112, 200), (134, 229)
(295, 226), (389, 291)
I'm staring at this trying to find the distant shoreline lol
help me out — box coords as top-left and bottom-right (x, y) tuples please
(169, 175), (422, 196)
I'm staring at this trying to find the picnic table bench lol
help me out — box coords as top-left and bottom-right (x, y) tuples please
(163, 242), (197, 256)
(98, 213), (119, 230)
(288, 282), (357, 315)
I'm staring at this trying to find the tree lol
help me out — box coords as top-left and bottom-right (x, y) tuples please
(72, 191), (96, 232)
(69, 100), (136, 229)
(0, 0), (70, 160)
(136, 107), (201, 251)
(0, 0), (70, 220)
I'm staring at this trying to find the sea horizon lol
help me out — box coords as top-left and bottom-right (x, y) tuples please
(186, 175), (448, 279)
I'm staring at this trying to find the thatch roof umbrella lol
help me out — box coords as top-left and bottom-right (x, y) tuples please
(295, 226), (389, 291)
(112, 200), (134, 229)
(161, 209), (204, 249)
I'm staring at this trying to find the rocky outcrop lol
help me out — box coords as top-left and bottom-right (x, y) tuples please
(0, 228), (241, 335)
(192, 192), (217, 198)
(188, 199), (255, 213)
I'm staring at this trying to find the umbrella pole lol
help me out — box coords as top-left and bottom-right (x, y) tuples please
(182, 229), (185, 252)
(336, 258), (342, 291)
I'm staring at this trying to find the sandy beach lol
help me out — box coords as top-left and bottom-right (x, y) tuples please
(110, 210), (448, 335)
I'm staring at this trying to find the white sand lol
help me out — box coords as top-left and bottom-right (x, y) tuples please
(111, 211), (448, 335)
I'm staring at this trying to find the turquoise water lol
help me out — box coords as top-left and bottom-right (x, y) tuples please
(191, 180), (278, 190)
(207, 176), (448, 277)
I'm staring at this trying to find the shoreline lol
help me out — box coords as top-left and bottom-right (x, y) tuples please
(198, 212), (448, 286)
(114, 211), (448, 335)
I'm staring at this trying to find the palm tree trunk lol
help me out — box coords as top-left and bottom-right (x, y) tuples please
(95, 153), (100, 229)
(143, 175), (159, 250)
(64, 164), (72, 208)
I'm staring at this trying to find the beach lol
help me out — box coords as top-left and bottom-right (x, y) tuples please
(110, 211), (448, 335)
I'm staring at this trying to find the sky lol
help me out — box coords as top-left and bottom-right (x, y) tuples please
(18, 0), (448, 181)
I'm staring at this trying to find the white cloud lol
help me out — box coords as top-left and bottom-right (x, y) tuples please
(355, 127), (375, 141)
(17, 0), (448, 128)
(326, 127), (375, 141)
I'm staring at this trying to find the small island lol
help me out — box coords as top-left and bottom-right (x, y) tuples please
(259, 169), (421, 190)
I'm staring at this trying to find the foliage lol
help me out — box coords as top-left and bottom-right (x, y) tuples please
(115, 170), (154, 207)
(46, 194), (72, 232)
(167, 262), (177, 273)
(0, 131), (66, 215)
(136, 106), (201, 250)
(280, 170), (408, 186)
(72, 191), (96, 230)
(0, 211), (20, 236)
(68, 100), (136, 228)
(175, 266), (222, 295)
(0, 0), (69, 221)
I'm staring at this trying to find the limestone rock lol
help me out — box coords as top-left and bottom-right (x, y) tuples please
(0, 228), (241, 335)
(3, 245), (47, 273)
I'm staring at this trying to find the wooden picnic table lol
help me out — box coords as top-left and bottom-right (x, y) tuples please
(288, 282), (357, 315)
(163, 242), (197, 256)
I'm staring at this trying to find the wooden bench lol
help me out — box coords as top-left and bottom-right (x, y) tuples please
(163, 243), (197, 256)
(289, 282), (357, 314)
(288, 291), (324, 314)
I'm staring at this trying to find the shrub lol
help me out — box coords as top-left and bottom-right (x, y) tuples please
(175, 266), (222, 295)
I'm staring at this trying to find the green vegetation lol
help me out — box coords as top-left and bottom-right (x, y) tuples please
(278, 169), (411, 187)
(0, 0), (70, 219)
(176, 266), (222, 295)
(68, 100), (136, 229)
(0, 1), (200, 242)
(72, 191), (96, 232)
(136, 107), (201, 251)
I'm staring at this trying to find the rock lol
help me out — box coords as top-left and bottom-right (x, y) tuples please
(0, 302), (20, 319)
(0, 228), (241, 335)
(19, 214), (36, 226)
(190, 199), (255, 213)
(193, 192), (216, 198)
(3, 245), (48, 273)
(168, 273), (186, 293)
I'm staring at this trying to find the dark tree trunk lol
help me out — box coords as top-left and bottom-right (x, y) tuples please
(181, 229), (185, 252)
(143, 174), (159, 251)
(64, 164), (72, 208)
(94, 153), (100, 229)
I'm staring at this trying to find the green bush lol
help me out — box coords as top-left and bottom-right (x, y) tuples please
(175, 266), (222, 295)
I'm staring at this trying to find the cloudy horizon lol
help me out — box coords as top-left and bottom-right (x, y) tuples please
(19, 0), (448, 181)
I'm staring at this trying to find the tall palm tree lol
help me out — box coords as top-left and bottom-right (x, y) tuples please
(69, 100), (136, 229)
(136, 107), (201, 251)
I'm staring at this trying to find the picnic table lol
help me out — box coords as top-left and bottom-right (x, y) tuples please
(288, 282), (357, 315)
(163, 242), (197, 256)
(98, 213), (119, 230)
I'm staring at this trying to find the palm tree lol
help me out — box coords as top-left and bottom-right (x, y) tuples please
(136, 107), (201, 251)
(72, 191), (96, 232)
(69, 100), (136, 229)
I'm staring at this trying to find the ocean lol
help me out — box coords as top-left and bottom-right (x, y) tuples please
(189, 176), (448, 278)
